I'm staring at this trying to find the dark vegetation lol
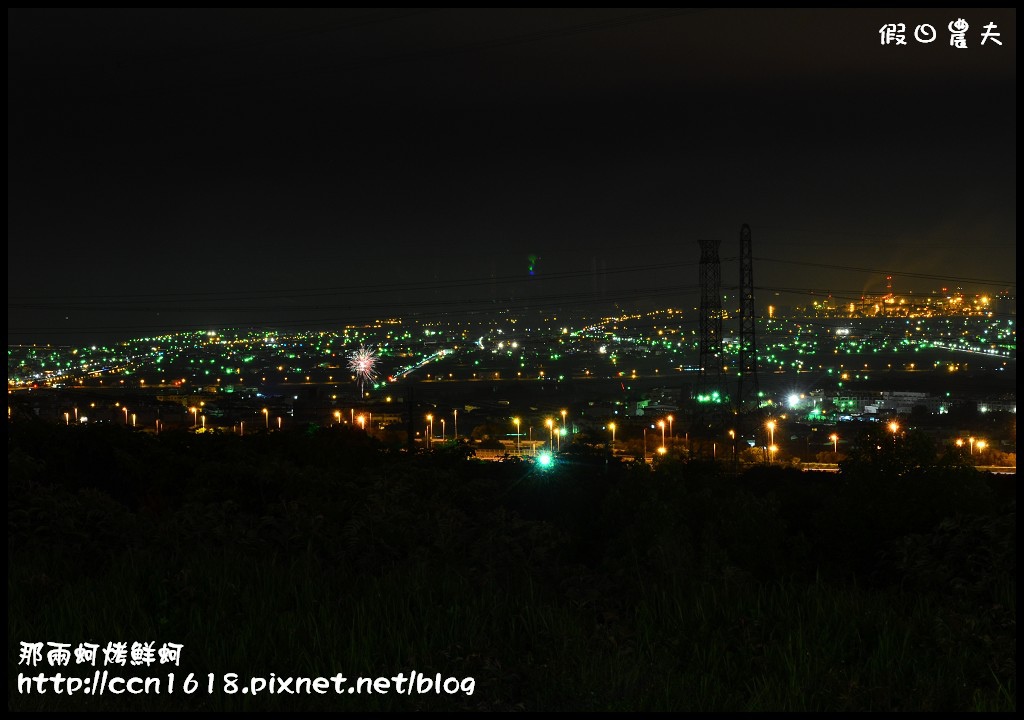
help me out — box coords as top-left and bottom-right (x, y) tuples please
(8, 420), (1016, 710)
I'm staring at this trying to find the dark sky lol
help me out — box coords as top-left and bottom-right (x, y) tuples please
(8, 8), (1017, 342)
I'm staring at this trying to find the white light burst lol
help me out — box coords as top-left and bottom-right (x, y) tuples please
(348, 345), (379, 397)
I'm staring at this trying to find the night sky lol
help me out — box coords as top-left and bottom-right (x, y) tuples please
(8, 8), (1017, 342)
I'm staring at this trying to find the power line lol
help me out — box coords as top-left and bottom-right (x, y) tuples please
(9, 259), (702, 304)
(754, 257), (1015, 288)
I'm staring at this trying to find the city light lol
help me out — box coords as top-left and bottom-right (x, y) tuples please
(5, 296), (1015, 463)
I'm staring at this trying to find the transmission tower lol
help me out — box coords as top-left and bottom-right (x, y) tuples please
(695, 238), (724, 422)
(737, 223), (760, 421)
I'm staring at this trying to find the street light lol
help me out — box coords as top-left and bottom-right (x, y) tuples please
(561, 409), (568, 436)
(608, 422), (616, 453)
(667, 415), (674, 440)
(453, 408), (458, 439)
(64, 412), (70, 426)
(357, 414), (366, 430)
(888, 421), (899, 445)
(441, 418), (445, 441)
(333, 410), (341, 426)
(766, 420), (776, 448)
(546, 418), (554, 450)
(830, 433), (839, 453)
(262, 408), (269, 429)
(123, 407), (129, 426)
(426, 414), (433, 448)
(513, 417), (521, 454)
(769, 444), (778, 463)
(190, 406), (199, 428)
(658, 420), (666, 448)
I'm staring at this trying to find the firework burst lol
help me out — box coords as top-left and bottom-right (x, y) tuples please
(348, 345), (379, 397)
